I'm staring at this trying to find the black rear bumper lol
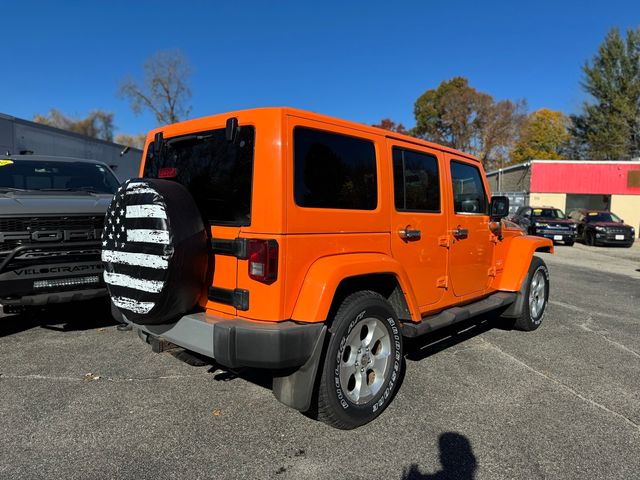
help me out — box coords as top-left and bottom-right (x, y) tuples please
(134, 312), (326, 370)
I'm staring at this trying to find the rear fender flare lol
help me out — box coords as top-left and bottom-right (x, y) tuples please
(291, 253), (420, 323)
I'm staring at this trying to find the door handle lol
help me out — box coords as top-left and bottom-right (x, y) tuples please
(452, 227), (469, 239)
(399, 228), (421, 241)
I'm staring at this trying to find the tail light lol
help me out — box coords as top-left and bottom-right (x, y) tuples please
(247, 239), (278, 284)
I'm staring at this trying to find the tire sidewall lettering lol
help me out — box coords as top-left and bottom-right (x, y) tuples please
(530, 264), (549, 325)
(332, 308), (402, 414)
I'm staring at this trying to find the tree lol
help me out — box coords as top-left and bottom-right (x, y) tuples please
(413, 77), (526, 166)
(115, 133), (147, 150)
(571, 27), (640, 159)
(119, 49), (193, 126)
(512, 108), (570, 163)
(372, 118), (409, 135)
(33, 109), (114, 141)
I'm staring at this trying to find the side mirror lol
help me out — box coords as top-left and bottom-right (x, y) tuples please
(490, 196), (509, 220)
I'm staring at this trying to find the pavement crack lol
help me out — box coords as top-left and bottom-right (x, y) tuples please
(479, 337), (640, 432)
(550, 300), (620, 320)
(0, 373), (214, 382)
(551, 300), (640, 359)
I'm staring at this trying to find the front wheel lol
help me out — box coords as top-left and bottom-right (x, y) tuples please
(513, 256), (550, 331)
(312, 291), (403, 429)
(565, 239), (575, 246)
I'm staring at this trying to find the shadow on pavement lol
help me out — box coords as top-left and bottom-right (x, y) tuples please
(404, 315), (503, 362)
(0, 298), (117, 337)
(401, 432), (478, 479)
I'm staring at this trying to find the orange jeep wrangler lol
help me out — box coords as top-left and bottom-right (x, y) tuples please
(102, 108), (553, 429)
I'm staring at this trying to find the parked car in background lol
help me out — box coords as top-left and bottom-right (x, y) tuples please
(568, 209), (635, 247)
(0, 155), (119, 313)
(511, 206), (577, 246)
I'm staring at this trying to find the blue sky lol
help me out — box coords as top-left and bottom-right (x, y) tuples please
(2, 0), (639, 136)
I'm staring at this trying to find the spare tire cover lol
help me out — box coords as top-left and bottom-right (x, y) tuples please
(101, 178), (208, 325)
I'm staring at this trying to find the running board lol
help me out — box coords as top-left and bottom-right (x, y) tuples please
(401, 292), (517, 338)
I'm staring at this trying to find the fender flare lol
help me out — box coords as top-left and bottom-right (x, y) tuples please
(496, 235), (554, 292)
(291, 253), (421, 323)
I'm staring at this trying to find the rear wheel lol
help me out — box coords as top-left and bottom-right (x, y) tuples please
(313, 291), (403, 429)
(513, 256), (549, 332)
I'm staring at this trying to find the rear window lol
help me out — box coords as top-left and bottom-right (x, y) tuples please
(392, 147), (440, 212)
(143, 127), (255, 226)
(294, 127), (377, 210)
(0, 159), (119, 194)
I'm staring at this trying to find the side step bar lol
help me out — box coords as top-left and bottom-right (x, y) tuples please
(401, 292), (517, 338)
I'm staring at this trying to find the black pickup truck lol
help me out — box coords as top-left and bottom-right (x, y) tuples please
(0, 155), (119, 313)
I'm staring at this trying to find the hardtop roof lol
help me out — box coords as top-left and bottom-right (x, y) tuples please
(147, 107), (480, 164)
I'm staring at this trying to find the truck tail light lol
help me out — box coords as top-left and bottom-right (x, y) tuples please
(247, 239), (278, 284)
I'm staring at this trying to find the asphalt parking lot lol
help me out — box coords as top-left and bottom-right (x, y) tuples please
(1, 242), (639, 480)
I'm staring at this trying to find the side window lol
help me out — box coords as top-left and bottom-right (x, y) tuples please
(450, 160), (488, 214)
(392, 147), (440, 212)
(294, 127), (377, 210)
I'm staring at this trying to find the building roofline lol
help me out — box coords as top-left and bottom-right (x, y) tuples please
(530, 159), (640, 165)
(1, 111), (143, 152)
(486, 161), (531, 176)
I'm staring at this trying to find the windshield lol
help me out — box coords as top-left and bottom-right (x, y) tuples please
(586, 212), (621, 223)
(0, 159), (119, 194)
(143, 126), (255, 226)
(531, 208), (566, 219)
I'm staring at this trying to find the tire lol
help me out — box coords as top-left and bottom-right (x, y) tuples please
(565, 239), (574, 246)
(513, 256), (550, 332)
(586, 231), (596, 246)
(102, 178), (208, 325)
(313, 291), (403, 429)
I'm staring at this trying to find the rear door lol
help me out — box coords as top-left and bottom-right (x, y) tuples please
(388, 140), (448, 307)
(445, 156), (494, 297)
(142, 125), (257, 315)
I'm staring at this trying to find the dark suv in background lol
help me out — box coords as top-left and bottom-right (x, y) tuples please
(511, 206), (577, 246)
(0, 155), (119, 313)
(568, 209), (635, 247)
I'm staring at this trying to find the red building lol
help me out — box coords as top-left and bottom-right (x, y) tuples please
(486, 160), (640, 230)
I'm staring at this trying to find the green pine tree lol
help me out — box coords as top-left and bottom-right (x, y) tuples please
(572, 27), (640, 159)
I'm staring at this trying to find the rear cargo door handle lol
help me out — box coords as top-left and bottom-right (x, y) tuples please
(399, 228), (421, 241)
(452, 227), (468, 239)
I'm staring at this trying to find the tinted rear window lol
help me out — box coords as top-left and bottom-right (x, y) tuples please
(143, 127), (255, 226)
(392, 147), (440, 212)
(294, 127), (377, 210)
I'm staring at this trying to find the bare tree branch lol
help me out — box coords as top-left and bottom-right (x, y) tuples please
(118, 49), (192, 126)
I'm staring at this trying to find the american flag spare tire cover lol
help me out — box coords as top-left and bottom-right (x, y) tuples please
(101, 178), (208, 325)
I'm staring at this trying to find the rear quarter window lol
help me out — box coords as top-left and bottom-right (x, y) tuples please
(293, 127), (377, 210)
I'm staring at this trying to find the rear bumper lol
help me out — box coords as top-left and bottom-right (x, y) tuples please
(132, 312), (326, 370)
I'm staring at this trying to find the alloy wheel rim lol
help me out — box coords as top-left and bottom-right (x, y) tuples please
(529, 270), (547, 319)
(339, 317), (392, 405)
